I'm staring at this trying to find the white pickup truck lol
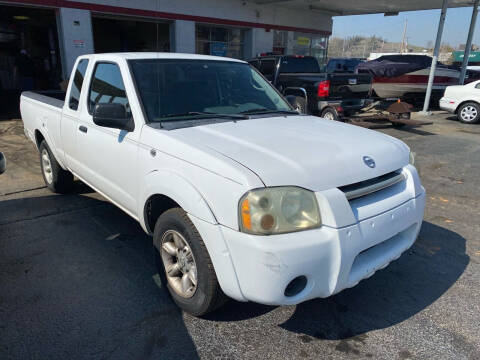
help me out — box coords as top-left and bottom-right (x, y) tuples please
(21, 53), (425, 316)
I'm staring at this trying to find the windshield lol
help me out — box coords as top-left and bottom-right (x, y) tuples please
(278, 57), (320, 73)
(128, 59), (292, 123)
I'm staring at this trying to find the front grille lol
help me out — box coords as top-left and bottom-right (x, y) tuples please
(339, 170), (405, 201)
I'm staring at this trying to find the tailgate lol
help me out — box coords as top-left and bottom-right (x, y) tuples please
(328, 74), (372, 99)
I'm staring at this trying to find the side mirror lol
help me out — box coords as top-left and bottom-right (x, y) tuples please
(0, 152), (6, 175)
(93, 103), (134, 132)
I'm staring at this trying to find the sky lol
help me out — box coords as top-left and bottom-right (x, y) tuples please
(332, 7), (479, 49)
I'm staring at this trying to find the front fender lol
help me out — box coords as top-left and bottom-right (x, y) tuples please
(138, 170), (217, 233)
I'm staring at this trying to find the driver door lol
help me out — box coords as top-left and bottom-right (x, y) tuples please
(75, 61), (141, 215)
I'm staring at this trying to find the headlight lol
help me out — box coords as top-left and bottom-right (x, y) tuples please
(239, 187), (321, 235)
(409, 151), (415, 166)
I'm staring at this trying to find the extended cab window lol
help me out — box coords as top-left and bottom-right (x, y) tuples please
(88, 62), (130, 115)
(68, 59), (88, 110)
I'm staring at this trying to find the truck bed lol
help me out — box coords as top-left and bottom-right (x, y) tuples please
(22, 91), (66, 109)
(277, 72), (372, 100)
(20, 91), (66, 168)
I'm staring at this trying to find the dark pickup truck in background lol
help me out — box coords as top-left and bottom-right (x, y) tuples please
(248, 55), (372, 120)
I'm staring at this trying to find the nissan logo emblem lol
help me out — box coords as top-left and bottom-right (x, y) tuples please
(363, 156), (376, 168)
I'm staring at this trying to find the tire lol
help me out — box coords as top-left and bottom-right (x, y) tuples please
(392, 112), (410, 128)
(291, 96), (307, 114)
(321, 107), (339, 121)
(457, 102), (480, 124)
(153, 208), (227, 316)
(39, 140), (73, 193)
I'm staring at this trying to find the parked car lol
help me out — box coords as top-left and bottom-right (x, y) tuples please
(20, 53), (425, 316)
(440, 79), (480, 123)
(248, 54), (372, 120)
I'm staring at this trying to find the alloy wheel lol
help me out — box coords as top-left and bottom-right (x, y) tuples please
(41, 149), (53, 184)
(460, 105), (477, 122)
(160, 230), (198, 298)
(323, 111), (335, 120)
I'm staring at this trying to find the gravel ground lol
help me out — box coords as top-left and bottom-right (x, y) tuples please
(0, 113), (479, 360)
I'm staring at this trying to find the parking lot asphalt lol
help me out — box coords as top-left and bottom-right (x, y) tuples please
(0, 113), (479, 360)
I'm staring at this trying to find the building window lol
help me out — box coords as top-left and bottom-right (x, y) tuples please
(273, 30), (288, 55)
(293, 32), (327, 64)
(196, 25), (245, 59)
(273, 30), (328, 64)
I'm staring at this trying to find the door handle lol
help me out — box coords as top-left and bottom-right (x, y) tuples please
(79, 125), (88, 133)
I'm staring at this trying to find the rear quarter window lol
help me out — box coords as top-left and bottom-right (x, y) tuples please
(68, 59), (89, 110)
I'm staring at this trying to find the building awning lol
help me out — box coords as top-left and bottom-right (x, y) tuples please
(253, 0), (476, 15)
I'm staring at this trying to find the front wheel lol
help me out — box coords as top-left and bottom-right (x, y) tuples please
(457, 102), (480, 124)
(153, 208), (227, 316)
(39, 140), (73, 193)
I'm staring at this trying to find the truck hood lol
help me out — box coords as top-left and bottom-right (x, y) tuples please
(170, 116), (409, 191)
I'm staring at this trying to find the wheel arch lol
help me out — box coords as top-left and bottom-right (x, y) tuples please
(455, 100), (480, 114)
(320, 106), (340, 120)
(34, 129), (45, 149)
(139, 170), (217, 234)
(141, 170), (247, 302)
(34, 129), (68, 170)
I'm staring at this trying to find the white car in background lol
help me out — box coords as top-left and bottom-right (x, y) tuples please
(440, 80), (480, 124)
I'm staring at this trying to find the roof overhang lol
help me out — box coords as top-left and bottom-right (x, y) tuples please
(252, 0), (477, 16)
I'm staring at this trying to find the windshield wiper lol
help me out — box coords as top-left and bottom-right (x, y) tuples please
(240, 108), (299, 115)
(160, 111), (249, 121)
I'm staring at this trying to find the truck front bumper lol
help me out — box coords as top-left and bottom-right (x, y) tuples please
(190, 166), (425, 305)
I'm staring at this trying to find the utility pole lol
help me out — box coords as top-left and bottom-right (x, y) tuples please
(401, 19), (408, 53)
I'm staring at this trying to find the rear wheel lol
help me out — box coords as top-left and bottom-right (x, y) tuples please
(321, 107), (339, 121)
(457, 102), (480, 124)
(290, 96), (307, 114)
(39, 140), (73, 193)
(153, 208), (227, 316)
